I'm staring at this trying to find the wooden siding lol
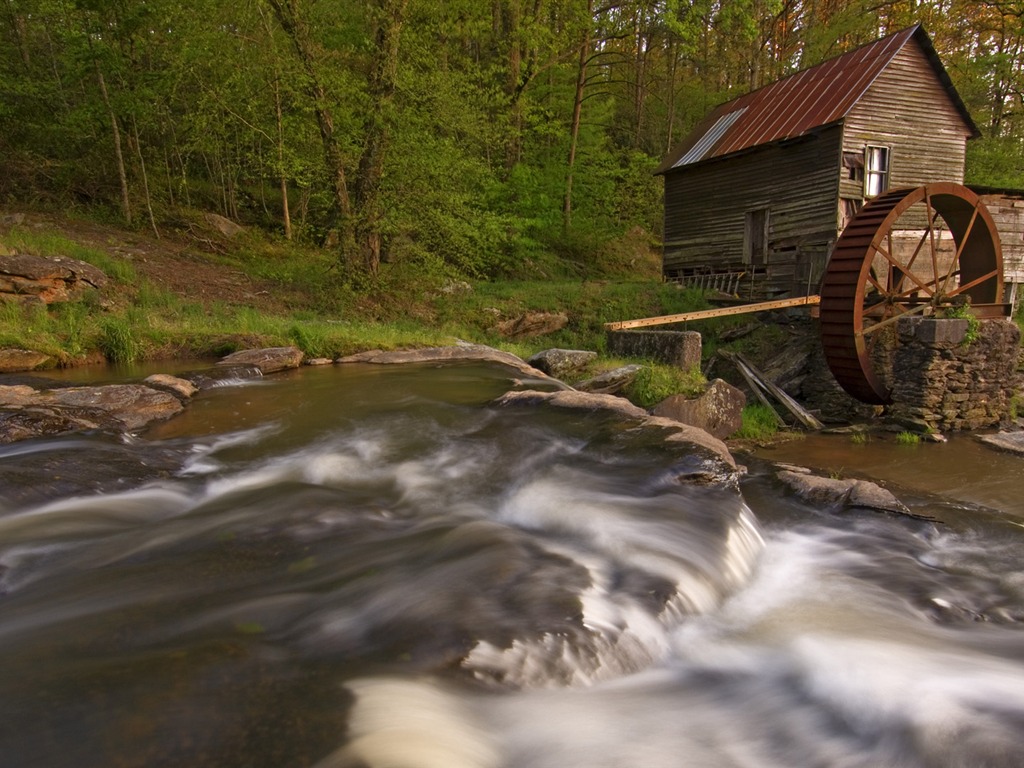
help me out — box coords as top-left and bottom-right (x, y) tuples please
(842, 43), (970, 197)
(978, 192), (1024, 290)
(662, 125), (842, 297)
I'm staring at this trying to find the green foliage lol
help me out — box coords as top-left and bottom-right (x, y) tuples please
(624, 364), (706, 408)
(850, 431), (870, 445)
(895, 431), (921, 445)
(732, 404), (780, 441)
(942, 303), (981, 345)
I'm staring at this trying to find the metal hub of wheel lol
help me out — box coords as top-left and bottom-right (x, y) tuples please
(820, 183), (1004, 404)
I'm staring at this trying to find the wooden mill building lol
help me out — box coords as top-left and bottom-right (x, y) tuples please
(655, 25), (1022, 300)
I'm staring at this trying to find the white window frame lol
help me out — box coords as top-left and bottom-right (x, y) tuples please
(864, 145), (890, 198)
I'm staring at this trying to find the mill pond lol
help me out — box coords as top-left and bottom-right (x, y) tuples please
(1, 359), (1023, 768)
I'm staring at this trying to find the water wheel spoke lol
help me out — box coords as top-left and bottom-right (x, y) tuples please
(894, 211), (940, 294)
(866, 272), (887, 294)
(945, 268), (999, 298)
(871, 242), (934, 296)
(926, 192), (941, 288)
(940, 202), (981, 296)
(860, 301), (931, 337)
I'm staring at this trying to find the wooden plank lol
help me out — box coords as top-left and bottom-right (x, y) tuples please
(719, 351), (787, 427)
(722, 351), (825, 431)
(604, 295), (821, 330)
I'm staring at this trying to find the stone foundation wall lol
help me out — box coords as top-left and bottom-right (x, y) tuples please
(890, 317), (1021, 432)
(606, 330), (701, 369)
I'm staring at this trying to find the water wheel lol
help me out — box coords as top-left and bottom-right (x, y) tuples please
(820, 183), (1004, 404)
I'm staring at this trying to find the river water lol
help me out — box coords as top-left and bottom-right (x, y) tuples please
(1, 362), (1022, 768)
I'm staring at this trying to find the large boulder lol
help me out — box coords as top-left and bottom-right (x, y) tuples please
(217, 346), (304, 374)
(651, 378), (746, 439)
(527, 348), (596, 379)
(0, 252), (107, 304)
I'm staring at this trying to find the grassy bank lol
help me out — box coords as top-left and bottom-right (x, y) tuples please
(0, 218), (739, 372)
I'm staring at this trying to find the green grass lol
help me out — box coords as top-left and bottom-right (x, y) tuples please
(895, 431), (921, 445)
(850, 431), (870, 445)
(731, 404), (781, 440)
(623, 363), (706, 408)
(3, 228), (137, 284)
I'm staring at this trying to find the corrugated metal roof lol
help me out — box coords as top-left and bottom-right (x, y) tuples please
(657, 25), (978, 174)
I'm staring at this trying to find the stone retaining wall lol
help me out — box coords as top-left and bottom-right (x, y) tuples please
(890, 317), (1021, 432)
(606, 329), (701, 369)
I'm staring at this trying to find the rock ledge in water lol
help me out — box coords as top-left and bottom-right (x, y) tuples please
(0, 382), (186, 442)
(494, 389), (736, 471)
(776, 465), (914, 517)
(217, 346), (304, 374)
(338, 344), (558, 383)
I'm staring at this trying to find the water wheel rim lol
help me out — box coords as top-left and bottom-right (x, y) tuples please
(820, 183), (1003, 405)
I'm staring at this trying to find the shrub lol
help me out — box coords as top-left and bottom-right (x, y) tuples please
(98, 318), (140, 364)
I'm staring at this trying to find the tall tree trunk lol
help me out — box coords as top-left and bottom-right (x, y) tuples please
(95, 63), (132, 225)
(563, 0), (593, 231)
(273, 76), (292, 240)
(354, 0), (408, 275)
(131, 115), (159, 238)
(265, 0), (354, 257)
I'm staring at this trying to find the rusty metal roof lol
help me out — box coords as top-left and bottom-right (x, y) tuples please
(656, 25), (979, 174)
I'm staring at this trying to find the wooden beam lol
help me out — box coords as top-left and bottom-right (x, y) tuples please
(605, 295), (822, 330)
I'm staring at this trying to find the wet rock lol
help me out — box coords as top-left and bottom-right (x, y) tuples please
(976, 431), (1024, 456)
(494, 389), (735, 470)
(777, 467), (911, 516)
(0, 405), (122, 444)
(338, 344), (558, 382)
(575, 364), (644, 395)
(305, 357), (334, 366)
(184, 364), (264, 389)
(0, 382), (185, 441)
(144, 374), (199, 401)
(527, 348), (596, 379)
(651, 378), (746, 439)
(495, 311), (569, 339)
(0, 349), (54, 373)
(46, 384), (185, 431)
(217, 346), (304, 374)
(0, 252), (107, 304)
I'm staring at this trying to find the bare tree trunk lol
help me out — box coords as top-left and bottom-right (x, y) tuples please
(273, 76), (292, 240)
(95, 63), (132, 225)
(354, 0), (408, 275)
(131, 115), (160, 238)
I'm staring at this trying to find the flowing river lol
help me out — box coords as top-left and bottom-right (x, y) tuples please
(1, 362), (1022, 768)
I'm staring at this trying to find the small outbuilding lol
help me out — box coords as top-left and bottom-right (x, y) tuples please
(655, 25), (983, 299)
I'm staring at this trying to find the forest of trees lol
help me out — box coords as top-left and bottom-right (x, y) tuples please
(3, 0), (1024, 281)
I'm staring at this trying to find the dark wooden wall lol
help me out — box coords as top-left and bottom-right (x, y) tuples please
(661, 124), (842, 297)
